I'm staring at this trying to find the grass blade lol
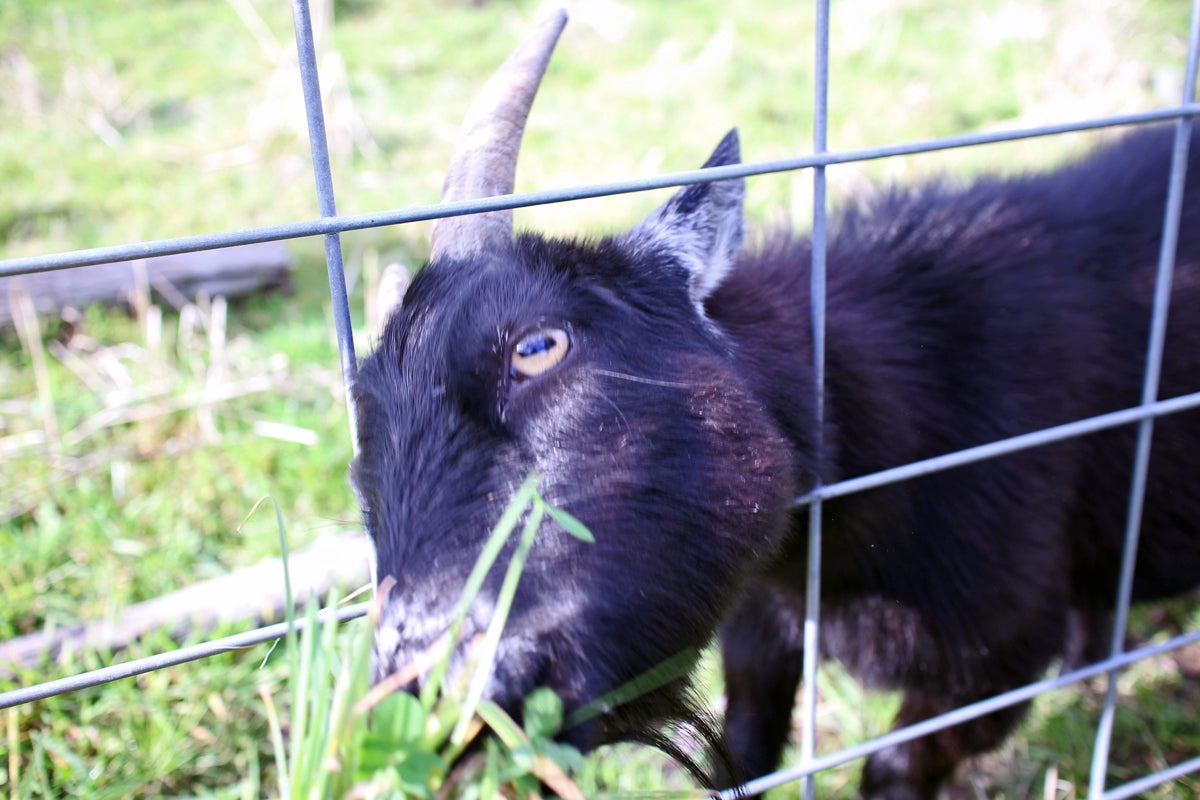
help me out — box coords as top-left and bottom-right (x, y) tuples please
(290, 595), (321, 797)
(7, 706), (20, 798)
(451, 497), (544, 745)
(565, 649), (698, 730)
(546, 505), (594, 543)
(476, 700), (586, 800)
(258, 684), (290, 800)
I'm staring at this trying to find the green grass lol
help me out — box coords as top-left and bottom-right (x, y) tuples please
(1, 0), (1198, 797)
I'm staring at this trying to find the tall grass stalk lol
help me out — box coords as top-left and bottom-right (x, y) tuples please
(6, 705), (19, 800)
(9, 285), (59, 453)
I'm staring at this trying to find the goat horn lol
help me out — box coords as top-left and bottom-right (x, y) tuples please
(430, 8), (568, 262)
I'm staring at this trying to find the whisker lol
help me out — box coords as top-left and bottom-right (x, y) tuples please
(596, 385), (630, 431)
(593, 369), (693, 388)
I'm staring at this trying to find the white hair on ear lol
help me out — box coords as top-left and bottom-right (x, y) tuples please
(620, 130), (746, 317)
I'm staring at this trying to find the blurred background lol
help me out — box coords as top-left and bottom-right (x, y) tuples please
(1, 0), (1196, 797)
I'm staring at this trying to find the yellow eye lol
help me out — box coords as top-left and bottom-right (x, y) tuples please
(510, 327), (570, 380)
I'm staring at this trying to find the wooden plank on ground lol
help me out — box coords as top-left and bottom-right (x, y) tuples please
(0, 531), (372, 675)
(1, 242), (293, 328)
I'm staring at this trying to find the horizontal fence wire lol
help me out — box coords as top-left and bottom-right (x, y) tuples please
(2, 1), (1199, 798)
(0, 603), (369, 710)
(716, 629), (1200, 800)
(795, 389), (1200, 507)
(1, 104), (1198, 279)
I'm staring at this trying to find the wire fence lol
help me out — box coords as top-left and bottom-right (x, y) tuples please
(2, 0), (1200, 798)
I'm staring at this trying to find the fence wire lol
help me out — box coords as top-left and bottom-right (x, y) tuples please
(2, 1), (1200, 798)
(799, 0), (831, 797)
(4, 104), (1200, 281)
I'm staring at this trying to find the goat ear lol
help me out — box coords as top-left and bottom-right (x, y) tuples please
(623, 129), (745, 311)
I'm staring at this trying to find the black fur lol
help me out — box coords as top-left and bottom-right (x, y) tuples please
(352, 124), (1200, 798)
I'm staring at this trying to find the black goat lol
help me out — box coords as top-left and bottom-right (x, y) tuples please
(351, 11), (1200, 798)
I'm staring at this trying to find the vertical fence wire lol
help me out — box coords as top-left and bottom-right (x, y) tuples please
(799, 1), (831, 799)
(290, 0), (360, 449)
(1086, 0), (1200, 794)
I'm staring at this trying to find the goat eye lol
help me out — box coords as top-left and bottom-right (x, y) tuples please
(510, 327), (570, 380)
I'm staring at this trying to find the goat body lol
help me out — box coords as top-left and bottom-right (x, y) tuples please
(716, 125), (1200, 796)
(350, 18), (1200, 794)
